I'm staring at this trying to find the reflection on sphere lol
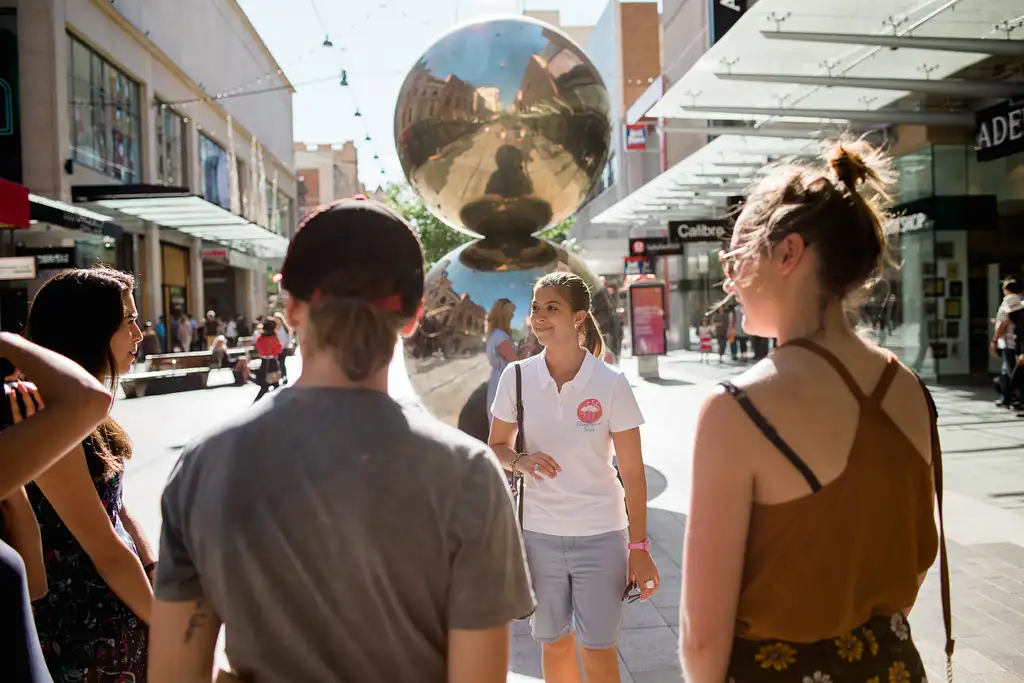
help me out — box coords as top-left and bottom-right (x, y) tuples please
(390, 16), (617, 439)
(394, 16), (612, 238)
(402, 239), (620, 442)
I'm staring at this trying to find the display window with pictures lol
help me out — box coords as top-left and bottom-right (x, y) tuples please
(156, 103), (187, 187)
(67, 35), (141, 182)
(860, 222), (969, 381)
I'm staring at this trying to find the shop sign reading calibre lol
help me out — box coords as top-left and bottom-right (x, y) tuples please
(668, 219), (730, 243)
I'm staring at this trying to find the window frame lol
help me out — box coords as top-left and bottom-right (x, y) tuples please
(155, 100), (187, 187)
(67, 33), (141, 183)
(199, 132), (231, 210)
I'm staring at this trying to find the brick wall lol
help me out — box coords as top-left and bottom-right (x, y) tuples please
(620, 3), (661, 114)
(298, 168), (319, 209)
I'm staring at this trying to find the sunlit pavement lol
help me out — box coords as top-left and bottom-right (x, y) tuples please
(117, 350), (1024, 682)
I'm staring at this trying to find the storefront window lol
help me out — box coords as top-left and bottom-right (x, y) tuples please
(933, 145), (968, 196)
(680, 243), (726, 349)
(200, 134), (230, 209)
(858, 223), (938, 381)
(894, 147), (933, 204)
(67, 35), (141, 182)
(156, 103), (186, 187)
(265, 185), (277, 232)
(276, 191), (293, 235)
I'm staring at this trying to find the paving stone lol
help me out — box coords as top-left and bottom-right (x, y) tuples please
(623, 600), (669, 630)
(617, 626), (681, 674)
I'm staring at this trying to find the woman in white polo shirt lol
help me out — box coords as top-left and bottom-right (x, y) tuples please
(489, 272), (659, 683)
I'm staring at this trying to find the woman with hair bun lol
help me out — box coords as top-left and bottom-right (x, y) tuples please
(149, 198), (534, 683)
(679, 140), (950, 682)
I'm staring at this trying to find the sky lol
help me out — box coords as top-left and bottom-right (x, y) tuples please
(236, 0), (639, 188)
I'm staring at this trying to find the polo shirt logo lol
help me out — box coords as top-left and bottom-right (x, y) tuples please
(577, 399), (603, 425)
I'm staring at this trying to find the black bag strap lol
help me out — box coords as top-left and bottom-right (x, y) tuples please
(918, 376), (954, 682)
(513, 363), (525, 527)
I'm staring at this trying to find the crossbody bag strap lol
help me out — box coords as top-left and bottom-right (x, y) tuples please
(514, 363), (525, 527)
(919, 377), (955, 682)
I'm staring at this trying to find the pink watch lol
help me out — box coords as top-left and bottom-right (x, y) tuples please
(628, 540), (650, 552)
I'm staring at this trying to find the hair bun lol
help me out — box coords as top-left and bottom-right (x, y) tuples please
(827, 143), (869, 190)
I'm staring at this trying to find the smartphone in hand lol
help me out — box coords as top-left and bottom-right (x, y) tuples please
(1, 382), (38, 431)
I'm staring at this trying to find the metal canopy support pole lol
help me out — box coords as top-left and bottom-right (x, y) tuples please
(671, 105), (974, 127)
(663, 124), (831, 139)
(760, 30), (1024, 58)
(714, 72), (1024, 99)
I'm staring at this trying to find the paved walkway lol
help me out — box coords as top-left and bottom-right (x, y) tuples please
(506, 351), (1024, 683)
(116, 352), (1024, 682)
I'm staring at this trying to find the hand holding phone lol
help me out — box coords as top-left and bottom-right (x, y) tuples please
(2, 381), (43, 431)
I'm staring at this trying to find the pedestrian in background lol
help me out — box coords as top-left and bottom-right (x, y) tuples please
(204, 310), (221, 351)
(992, 277), (1023, 408)
(681, 140), (948, 682)
(251, 319), (283, 403)
(489, 271), (658, 683)
(149, 197), (533, 683)
(23, 267), (155, 683)
(698, 317), (713, 364)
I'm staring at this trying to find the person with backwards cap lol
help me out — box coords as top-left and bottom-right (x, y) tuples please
(147, 197), (535, 683)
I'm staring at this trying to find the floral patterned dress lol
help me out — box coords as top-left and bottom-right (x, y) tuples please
(26, 438), (147, 683)
(728, 613), (928, 683)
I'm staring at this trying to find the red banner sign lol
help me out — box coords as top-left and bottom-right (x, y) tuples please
(629, 283), (666, 356)
(0, 177), (30, 229)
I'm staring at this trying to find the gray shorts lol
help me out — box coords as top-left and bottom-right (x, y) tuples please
(522, 528), (629, 650)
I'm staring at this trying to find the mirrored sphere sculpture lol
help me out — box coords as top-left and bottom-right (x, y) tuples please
(391, 16), (618, 442)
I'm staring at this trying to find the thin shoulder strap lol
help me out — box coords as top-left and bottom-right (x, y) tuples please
(513, 363), (525, 527)
(785, 339), (866, 403)
(918, 376), (955, 681)
(721, 382), (823, 493)
(869, 356), (901, 404)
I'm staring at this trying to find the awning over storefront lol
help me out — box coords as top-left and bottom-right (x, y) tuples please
(646, 0), (1019, 125)
(72, 185), (289, 259)
(30, 193), (123, 238)
(592, 134), (818, 226)
(0, 177), (122, 237)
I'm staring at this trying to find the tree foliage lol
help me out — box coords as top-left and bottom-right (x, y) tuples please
(383, 184), (582, 268)
(382, 184), (471, 269)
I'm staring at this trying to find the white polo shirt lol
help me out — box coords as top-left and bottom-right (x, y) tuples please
(491, 351), (644, 537)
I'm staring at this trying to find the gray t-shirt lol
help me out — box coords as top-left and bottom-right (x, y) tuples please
(156, 387), (535, 683)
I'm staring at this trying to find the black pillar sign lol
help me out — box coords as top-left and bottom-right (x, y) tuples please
(975, 99), (1024, 162)
(15, 246), (77, 269)
(0, 10), (22, 184)
(709, 0), (746, 45)
(668, 219), (730, 243)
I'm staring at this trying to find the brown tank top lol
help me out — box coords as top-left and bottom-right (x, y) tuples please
(724, 339), (940, 644)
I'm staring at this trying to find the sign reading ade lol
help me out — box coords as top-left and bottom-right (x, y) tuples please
(975, 99), (1024, 162)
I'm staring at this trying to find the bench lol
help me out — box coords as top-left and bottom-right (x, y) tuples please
(121, 367), (212, 399)
(122, 348), (255, 397)
(146, 348), (250, 371)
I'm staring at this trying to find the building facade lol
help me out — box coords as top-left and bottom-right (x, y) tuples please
(588, 0), (1024, 382)
(295, 141), (364, 213)
(0, 0), (296, 342)
(541, 1), (663, 278)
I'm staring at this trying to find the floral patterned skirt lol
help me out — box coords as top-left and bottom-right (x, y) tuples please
(728, 613), (927, 683)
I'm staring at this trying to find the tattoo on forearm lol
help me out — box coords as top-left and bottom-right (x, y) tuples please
(184, 599), (208, 644)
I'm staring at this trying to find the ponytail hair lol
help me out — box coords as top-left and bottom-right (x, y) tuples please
(534, 271), (605, 358)
(581, 311), (605, 359)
